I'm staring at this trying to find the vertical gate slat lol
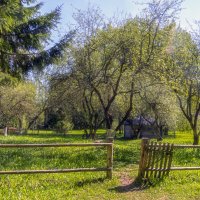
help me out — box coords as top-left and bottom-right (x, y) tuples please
(144, 141), (150, 178)
(166, 144), (174, 176)
(162, 143), (170, 177)
(145, 141), (154, 179)
(150, 142), (157, 178)
(154, 142), (161, 178)
(158, 143), (166, 178)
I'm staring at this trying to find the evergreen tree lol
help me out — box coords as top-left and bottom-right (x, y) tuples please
(0, 0), (74, 77)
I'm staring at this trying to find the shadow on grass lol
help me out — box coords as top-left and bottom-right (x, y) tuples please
(20, 133), (106, 140)
(109, 177), (148, 193)
(75, 177), (106, 187)
(27, 133), (82, 139)
(116, 137), (137, 141)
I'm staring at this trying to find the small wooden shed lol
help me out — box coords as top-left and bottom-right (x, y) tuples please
(124, 117), (157, 139)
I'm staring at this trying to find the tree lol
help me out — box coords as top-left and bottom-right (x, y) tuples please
(42, 0), (183, 139)
(0, 81), (37, 132)
(70, 0), (183, 134)
(164, 28), (200, 144)
(47, 72), (104, 138)
(138, 79), (179, 139)
(0, 1), (74, 132)
(0, 0), (74, 77)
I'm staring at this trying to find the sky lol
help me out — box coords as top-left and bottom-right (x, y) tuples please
(40, 0), (200, 39)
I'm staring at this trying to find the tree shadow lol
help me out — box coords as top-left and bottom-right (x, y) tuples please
(116, 137), (137, 141)
(27, 133), (82, 138)
(109, 178), (148, 193)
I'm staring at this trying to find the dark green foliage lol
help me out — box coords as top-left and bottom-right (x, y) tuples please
(45, 108), (66, 129)
(0, 0), (74, 77)
(72, 112), (90, 130)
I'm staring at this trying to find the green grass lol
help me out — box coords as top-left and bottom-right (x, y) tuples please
(0, 130), (200, 200)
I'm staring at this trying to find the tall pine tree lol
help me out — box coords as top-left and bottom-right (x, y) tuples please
(0, 0), (74, 78)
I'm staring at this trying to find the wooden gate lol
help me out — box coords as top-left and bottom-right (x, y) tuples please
(138, 138), (174, 180)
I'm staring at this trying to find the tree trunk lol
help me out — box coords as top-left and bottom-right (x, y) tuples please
(160, 126), (163, 138)
(105, 112), (113, 129)
(18, 118), (22, 134)
(82, 129), (89, 139)
(91, 129), (97, 140)
(193, 128), (199, 145)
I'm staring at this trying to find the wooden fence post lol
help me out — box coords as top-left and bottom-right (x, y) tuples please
(138, 138), (149, 180)
(4, 126), (8, 136)
(107, 137), (113, 179)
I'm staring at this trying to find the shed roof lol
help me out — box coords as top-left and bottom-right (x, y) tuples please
(124, 116), (155, 126)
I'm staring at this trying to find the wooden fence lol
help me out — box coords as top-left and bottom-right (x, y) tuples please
(138, 138), (200, 181)
(0, 139), (113, 179)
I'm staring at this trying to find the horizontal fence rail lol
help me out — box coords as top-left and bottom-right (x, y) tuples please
(0, 141), (113, 179)
(146, 167), (200, 171)
(170, 167), (200, 170)
(173, 144), (200, 148)
(0, 168), (111, 175)
(144, 144), (200, 149)
(138, 139), (200, 181)
(0, 143), (112, 148)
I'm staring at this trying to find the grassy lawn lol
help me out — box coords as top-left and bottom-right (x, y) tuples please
(0, 130), (200, 200)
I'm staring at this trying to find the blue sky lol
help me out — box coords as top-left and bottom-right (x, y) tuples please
(40, 0), (200, 39)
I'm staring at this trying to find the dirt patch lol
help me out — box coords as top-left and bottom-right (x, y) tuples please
(120, 172), (134, 186)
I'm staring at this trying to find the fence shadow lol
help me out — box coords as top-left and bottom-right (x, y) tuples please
(75, 177), (106, 187)
(27, 133), (82, 138)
